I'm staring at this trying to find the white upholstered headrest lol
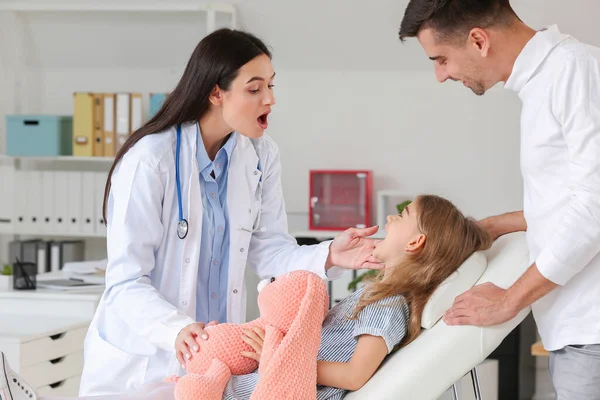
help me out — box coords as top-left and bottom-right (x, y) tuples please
(421, 251), (487, 329)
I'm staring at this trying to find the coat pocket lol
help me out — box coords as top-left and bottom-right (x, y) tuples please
(80, 328), (149, 396)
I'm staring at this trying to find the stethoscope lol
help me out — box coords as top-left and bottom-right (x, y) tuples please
(175, 123), (264, 240)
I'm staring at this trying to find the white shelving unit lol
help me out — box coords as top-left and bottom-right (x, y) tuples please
(0, 1), (237, 241)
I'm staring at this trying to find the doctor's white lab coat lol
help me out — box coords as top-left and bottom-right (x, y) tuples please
(79, 122), (340, 395)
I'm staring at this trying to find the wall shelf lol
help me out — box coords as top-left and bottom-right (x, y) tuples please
(0, 155), (114, 163)
(0, 1), (238, 251)
(0, 1), (236, 14)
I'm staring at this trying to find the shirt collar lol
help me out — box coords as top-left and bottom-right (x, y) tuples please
(195, 123), (238, 174)
(504, 25), (571, 93)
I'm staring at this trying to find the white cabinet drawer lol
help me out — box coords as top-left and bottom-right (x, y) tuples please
(19, 326), (87, 367)
(0, 315), (89, 372)
(36, 375), (81, 397)
(21, 350), (83, 389)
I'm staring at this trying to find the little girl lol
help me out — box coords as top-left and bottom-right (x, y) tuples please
(0, 194), (491, 400)
(228, 194), (493, 400)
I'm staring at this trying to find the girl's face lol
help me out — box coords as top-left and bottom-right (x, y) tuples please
(373, 202), (426, 266)
(212, 54), (276, 139)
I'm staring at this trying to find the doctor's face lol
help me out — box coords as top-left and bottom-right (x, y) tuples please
(219, 54), (276, 139)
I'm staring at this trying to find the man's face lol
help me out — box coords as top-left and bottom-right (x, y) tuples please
(417, 28), (490, 96)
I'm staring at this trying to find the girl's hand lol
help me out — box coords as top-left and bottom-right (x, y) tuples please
(175, 320), (218, 367)
(240, 327), (265, 362)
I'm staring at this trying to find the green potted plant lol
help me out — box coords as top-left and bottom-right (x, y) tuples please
(0, 264), (13, 291)
(347, 200), (412, 291)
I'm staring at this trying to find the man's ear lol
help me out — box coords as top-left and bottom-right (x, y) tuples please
(209, 84), (224, 106)
(405, 234), (426, 253)
(468, 28), (490, 57)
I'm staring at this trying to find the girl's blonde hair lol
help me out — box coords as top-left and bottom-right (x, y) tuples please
(349, 194), (493, 349)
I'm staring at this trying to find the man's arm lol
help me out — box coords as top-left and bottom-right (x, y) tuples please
(316, 334), (388, 391)
(532, 54), (600, 286)
(478, 211), (527, 239)
(445, 54), (600, 327)
(507, 263), (558, 311)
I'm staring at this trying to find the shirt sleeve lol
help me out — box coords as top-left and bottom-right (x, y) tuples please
(352, 295), (409, 353)
(536, 52), (600, 285)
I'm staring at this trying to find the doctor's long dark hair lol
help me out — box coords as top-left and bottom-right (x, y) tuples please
(101, 29), (272, 223)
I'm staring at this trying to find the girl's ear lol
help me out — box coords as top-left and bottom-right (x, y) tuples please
(405, 234), (426, 253)
(209, 85), (224, 106)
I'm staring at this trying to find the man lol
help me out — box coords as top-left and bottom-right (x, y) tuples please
(398, 1), (600, 398)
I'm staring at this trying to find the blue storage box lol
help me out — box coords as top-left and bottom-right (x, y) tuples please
(149, 93), (167, 118)
(6, 115), (73, 156)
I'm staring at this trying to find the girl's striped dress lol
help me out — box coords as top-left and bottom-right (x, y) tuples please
(222, 287), (410, 399)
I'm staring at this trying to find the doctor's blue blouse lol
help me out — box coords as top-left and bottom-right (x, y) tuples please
(195, 127), (237, 323)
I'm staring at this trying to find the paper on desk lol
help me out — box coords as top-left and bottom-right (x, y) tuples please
(62, 259), (107, 284)
(62, 259), (107, 274)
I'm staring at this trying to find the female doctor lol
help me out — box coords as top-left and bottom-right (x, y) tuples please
(79, 29), (382, 396)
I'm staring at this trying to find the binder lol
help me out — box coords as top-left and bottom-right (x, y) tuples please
(53, 171), (70, 234)
(49, 240), (86, 273)
(81, 171), (96, 234)
(95, 172), (108, 236)
(36, 241), (50, 275)
(13, 170), (28, 233)
(130, 93), (143, 134)
(41, 170), (55, 233)
(73, 92), (94, 157)
(9, 239), (43, 267)
(50, 241), (61, 272)
(0, 163), (15, 233)
(61, 240), (85, 269)
(103, 93), (116, 157)
(67, 172), (83, 234)
(115, 93), (130, 153)
(27, 171), (43, 233)
(92, 93), (104, 157)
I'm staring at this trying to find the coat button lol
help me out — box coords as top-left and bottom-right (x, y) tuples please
(248, 209), (252, 213)
(240, 248), (245, 252)
(254, 171), (258, 175)
(182, 301), (187, 306)
(211, 293), (217, 299)
(185, 258), (190, 263)
(233, 289), (238, 294)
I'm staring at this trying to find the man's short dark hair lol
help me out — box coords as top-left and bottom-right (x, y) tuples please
(399, 0), (519, 43)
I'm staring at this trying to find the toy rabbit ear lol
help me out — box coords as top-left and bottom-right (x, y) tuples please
(250, 275), (329, 399)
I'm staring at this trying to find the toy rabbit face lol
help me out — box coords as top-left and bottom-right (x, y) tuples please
(257, 270), (328, 333)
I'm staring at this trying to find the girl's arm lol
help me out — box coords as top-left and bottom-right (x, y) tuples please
(316, 334), (388, 391)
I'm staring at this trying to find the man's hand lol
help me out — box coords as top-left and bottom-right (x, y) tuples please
(326, 226), (384, 271)
(443, 282), (519, 326)
(477, 217), (502, 240)
(477, 211), (527, 240)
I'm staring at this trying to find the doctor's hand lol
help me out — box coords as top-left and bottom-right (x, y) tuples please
(240, 327), (265, 362)
(327, 225), (384, 271)
(443, 282), (518, 327)
(175, 320), (218, 367)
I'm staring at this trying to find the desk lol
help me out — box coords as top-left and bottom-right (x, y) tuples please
(0, 314), (90, 397)
(0, 274), (103, 396)
(531, 340), (549, 357)
(0, 281), (103, 319)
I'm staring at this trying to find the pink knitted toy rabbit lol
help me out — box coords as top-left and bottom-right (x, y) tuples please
(166, 270), (329, 400)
